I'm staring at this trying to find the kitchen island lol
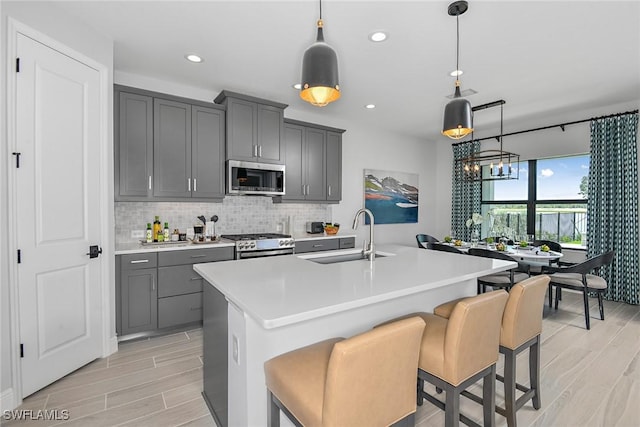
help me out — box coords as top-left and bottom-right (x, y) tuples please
(194, 244), (516, 426)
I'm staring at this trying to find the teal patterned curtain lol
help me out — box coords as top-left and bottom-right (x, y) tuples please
(451, 141), (481, 241)
(588, 112), (639, 304)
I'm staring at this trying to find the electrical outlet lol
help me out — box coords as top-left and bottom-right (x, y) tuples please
(131, 230), (145, 239)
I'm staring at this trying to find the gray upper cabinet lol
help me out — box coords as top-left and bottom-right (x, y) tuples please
(277, 119), (344, 203)
(154, 98), (192, 198)
(116, 91), (153, 198)
(304, 127), (327, 200)
(192, 106), (225, 199)
(214, 90), (287, 165)
(115, 85), (225, 201)
(326, 131), (342, 202)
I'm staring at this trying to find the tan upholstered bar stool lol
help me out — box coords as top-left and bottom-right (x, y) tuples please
(415, 290), (509, 427)
(264, 316), (425, 427)
(433, 275), (550, 427)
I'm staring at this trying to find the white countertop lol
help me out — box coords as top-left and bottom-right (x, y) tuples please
(290, 232), (356, 241)
(115, 240), (235, 255)
(194, 244), (516, 329)
(115, 233), (354, 255)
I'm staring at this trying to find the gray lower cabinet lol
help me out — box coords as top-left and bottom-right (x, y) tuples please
(116, 246), (234, 337)
(295, 237), (355, 254)
(119, 253), (158, 335)
(277, 119), (345, 203)
(115, 85), (225, 201)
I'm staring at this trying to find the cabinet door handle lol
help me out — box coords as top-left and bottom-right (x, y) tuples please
(253, 145), (258, 157)
(328, 185), (331, 197)
(190, 276), (202, 281)
(151, 277), (156, 291)
(306, 185), (310, 195)
(193, 178), (197, 192)
(148, 176), (152, 190)
(130, 259), (149, 264)
(302, 184), (306, 195)
(312, 244), (324, 248)
(188, 178), (191, 191)
(190, 254), (207, 258)
(258, 145), (262, 157)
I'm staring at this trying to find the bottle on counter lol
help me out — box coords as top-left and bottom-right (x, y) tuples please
(163, 222), (170, 241)
(153, 216), (161, 242)
(146, 223), (152, 243)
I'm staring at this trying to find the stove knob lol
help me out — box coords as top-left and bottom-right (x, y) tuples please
(279, 241), (284, 246)
(250, 243), (255, 248)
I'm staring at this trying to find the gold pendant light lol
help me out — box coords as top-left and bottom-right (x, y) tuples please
(300, 0), (341, 107)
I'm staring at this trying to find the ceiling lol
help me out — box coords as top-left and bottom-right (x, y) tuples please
(50, 0), (640, 141)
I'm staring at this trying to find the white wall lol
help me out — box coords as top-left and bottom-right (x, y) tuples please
(1, 0), (113, 407)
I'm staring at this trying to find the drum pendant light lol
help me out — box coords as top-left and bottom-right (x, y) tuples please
(442, 1), (473, 140)
(300, 0), (341, 107)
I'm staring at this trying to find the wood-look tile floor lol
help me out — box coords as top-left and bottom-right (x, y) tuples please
(6, 291), (640, 427)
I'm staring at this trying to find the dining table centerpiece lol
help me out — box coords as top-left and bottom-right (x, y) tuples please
(466, 213), (483, 247)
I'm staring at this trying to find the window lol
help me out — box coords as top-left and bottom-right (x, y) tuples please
(480, 154), (589, 248)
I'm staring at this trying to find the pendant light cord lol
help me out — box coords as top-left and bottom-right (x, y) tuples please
(456, 12), (460, 78)
(319, 0), (322, 20)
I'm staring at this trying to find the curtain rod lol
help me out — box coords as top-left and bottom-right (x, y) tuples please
(452, 109), (639, 146)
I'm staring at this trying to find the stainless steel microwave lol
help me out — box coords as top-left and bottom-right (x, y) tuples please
(227, 160), (285, 196)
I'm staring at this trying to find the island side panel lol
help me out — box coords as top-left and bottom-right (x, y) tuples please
(237, 278), (476, 426)
(202, 285), (229, 427)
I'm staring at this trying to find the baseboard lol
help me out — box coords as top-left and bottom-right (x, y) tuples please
(107, 336), (118, 357)
(0, 387), (17, 412)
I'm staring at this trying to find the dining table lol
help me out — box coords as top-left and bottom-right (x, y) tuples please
(440, 242), (563, 263)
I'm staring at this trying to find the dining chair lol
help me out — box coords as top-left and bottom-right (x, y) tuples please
(416, 234), (439, 249)
(468, 248), (530, 294)
(542, 250), (615, 330)
(427, 242), (465, 254)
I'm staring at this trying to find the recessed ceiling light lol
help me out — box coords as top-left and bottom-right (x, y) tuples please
(185, 54), (203, 63)
(369, 31), (388, 42)
(293, 83), (302, 90)
(365, 104), (376, 109)
(450, 69), (463, 77)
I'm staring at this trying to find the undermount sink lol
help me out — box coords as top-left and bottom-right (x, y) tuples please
(300, 251), (392, 264)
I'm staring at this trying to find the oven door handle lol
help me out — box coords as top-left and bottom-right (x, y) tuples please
(238, 248), (294, 259)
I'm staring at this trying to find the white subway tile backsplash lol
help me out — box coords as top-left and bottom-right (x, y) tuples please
(115, 197), (331, 244)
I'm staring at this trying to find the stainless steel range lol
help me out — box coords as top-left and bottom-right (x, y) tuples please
(221, 233), (295, 260)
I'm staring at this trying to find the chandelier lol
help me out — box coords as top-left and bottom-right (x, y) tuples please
(460, 100), (520, 181)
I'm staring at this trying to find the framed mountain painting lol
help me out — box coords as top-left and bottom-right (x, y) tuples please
(364, 169), (418, 224)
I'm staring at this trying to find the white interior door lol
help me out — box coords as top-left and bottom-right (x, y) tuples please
(15, 33), (103, 397)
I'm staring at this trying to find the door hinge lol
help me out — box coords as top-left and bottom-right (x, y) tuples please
(16, 57), (20, 73)
(17, 249), (21, 264)
(12, 152), (21, 168)
(20, 344), (24, 358)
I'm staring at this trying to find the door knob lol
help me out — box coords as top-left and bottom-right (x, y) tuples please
(86, 245), (102, 259)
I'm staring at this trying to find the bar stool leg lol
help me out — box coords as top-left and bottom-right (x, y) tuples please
(530, 336), (541, 410)
(417, 378), (424, 406)
(503, 350), (517, 427)
(484, 365), (496, 427)
(267, 391), (280, 427)
(445, 385), (460, 427)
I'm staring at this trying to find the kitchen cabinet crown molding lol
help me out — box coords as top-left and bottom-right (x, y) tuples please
(214, 90), (288, 110)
